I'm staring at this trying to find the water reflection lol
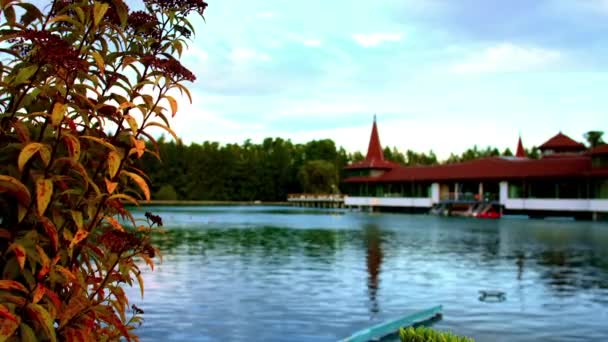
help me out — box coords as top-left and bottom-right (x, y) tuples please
(364, 225), (383, 317)
(124, 207), (608, 342)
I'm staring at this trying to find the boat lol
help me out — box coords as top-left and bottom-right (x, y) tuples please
(340, 305), (443, 342)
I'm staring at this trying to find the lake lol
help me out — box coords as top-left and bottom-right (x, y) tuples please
(124, 206), (608, 341)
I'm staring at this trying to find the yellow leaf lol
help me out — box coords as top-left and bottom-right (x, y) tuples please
(0, 175), (31, 207)
(93, 1), (109, 27)
(144, 122), (179, 141)
(91, 51), (105, 76)
(18, 142), (43, 172)
(107, 151), (121, 178)
(36, 179), (53, 216)
(166, 95), (178, 117)
(70, 210), (83, 230)
(50, 102), (66, 127)
(136, 271), (145, 299)
(63, 134), (81, 160)
(124, 114), (138, 133)
(38, 145), (51, 167)
(80, 135), (117, 152)
(121, 171), (150, 201)
(9, 243), (26, 271)
(17, 204), (27, 223)
(105, 178), (118, 194)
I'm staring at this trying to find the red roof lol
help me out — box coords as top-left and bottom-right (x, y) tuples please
(345, 118), (400, 170)
(515, 137), (526, 158)
(539, 132), (586, 152)
(344, 156), (592, 183)
(588, 144), (608, 155)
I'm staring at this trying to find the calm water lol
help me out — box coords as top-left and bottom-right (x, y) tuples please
(124, 206), (608, 342)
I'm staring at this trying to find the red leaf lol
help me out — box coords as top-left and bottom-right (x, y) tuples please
(40, 216), (59, 252)
(0, 280), (28, 293)
(10, 243), (26, 271)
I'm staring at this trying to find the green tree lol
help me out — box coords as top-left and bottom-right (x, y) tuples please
(155, 184), (179, 201)
(298, 160), (339, 194)
(584, 131), (605, 148)
(0, 0), (207, 340)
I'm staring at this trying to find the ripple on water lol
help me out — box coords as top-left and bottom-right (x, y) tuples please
(124, 207), (608, 342)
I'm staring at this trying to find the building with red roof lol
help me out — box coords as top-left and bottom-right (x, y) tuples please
(343, 119), (608, 219)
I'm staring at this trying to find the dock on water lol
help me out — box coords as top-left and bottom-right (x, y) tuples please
(341, 305), (443, 342)
(287, 194), (345, 208)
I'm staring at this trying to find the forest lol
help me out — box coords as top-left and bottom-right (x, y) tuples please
(138, 136), (545, 201)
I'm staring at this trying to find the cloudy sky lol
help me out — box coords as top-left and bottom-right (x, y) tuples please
(169, 0), (608, 158)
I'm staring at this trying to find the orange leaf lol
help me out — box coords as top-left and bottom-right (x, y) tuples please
(10, 243), (26, 271)
(0, 280), (28, 293)
(18, 142), (43, 172)
(105, 178), (118, 194)
(36, 178), (53, 216)
(63, 134), (81, 160)
(105, 216), (124, 231)
(40, 216), (58, 252)
(121, 171), (150, 201)
(55, 266), (77, 283)
(128, 137), (146, 158)
(107, 150), (121, 178)
(0, 175), (31, 206)
(0, 305), (20, 338)
(0, 304), (19, 323)
(69, 229), (89, 250)
(32, 283), (45, 304)
(44, 288), (62, 312)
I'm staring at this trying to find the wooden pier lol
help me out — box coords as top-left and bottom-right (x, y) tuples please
(287, 194), (345, 208)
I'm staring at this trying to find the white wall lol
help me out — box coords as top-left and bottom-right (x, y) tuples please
(504, 199), (608, 212)
(344, 196), (432, 208)
(431, 183), (440, 204)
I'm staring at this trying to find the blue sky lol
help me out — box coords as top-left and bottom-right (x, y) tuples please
(167, 0), (608, 158)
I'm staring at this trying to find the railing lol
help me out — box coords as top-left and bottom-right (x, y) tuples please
(440, 192), (498, 202)
(287, 194), (344, 202)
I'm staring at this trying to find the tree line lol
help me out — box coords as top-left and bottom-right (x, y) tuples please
(141, 131), (603, 201)
(137, 139), (512, 201)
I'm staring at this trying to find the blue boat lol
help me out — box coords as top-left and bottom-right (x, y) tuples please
(340, 305), (443, 342)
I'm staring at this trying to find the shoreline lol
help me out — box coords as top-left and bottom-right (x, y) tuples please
(130, 200), (291, 207)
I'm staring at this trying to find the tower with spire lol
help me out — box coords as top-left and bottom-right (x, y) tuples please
(344, 116), (399, 177)
(515, 136), (526, 158)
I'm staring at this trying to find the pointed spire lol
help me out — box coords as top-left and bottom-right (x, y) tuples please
(516, 135), (526, 158)
(365, 115), (384, 162)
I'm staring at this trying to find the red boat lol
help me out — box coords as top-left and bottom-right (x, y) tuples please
(477, 210), (501, 219)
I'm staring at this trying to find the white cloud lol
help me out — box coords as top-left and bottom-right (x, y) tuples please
(451, 43), (561, 73)
(352, 33), (403, 47)
(229, 48), (271, 63)
(303, 39), (322, 47)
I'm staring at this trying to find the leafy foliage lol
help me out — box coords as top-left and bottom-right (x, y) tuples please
(0, 0), (206, 340)
(400, 326), (474, 342)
